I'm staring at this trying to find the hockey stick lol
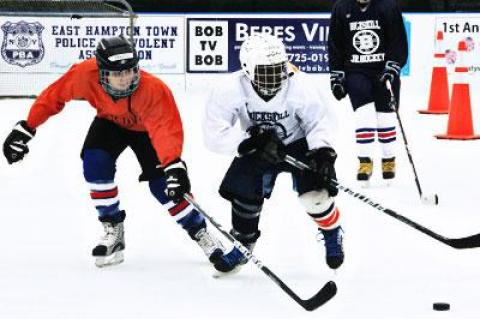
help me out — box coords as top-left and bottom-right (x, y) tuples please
(183, 194), (337, 311)
(284, 155), (480, 249)
(386, 80), (439, 205)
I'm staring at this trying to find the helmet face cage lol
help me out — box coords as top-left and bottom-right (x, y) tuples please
(99, 65), (140, 98)
(96, 36), (140, 98)
(252, 61), (288, 96)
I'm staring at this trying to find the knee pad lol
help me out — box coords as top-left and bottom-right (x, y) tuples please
(83, 149), (116, 182)
(299, 190), (334, 214)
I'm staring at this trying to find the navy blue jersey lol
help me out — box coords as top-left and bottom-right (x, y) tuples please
(328, 0), (408, 74)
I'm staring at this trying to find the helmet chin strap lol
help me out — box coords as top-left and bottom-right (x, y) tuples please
(356, 0), (371, 7)
(251, 80), (285, 102)
(251, 83), (277, 102)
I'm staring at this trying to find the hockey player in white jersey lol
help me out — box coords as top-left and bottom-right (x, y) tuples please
(203, 33), (344, 274)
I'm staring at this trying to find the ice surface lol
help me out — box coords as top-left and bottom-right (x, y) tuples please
(0, 74), (479, 319)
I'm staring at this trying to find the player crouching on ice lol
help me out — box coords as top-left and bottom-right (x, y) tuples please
(2, 36), (225, 268)
(203, 33), (344, 274)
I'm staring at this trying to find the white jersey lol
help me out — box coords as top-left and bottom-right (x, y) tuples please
(203, 70), (337, 156)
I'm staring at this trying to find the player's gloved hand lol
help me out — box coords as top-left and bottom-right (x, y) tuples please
(238, 126), (286, 166)
(164, 159), (191, 203)
(330, 70), (347, 101)
(3, 120), (36, 164)
(306, 147), (338, 197)
(379, 61), (401, 86)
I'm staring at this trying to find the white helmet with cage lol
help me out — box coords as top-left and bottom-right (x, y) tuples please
(239, 33), (289, 97)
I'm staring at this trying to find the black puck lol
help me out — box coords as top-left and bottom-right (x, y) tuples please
(433, 302), (450, 311)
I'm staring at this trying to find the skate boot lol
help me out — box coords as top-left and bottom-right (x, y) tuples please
(193, 228), (225, 264)
(319, 226), (344, 269)
(92, 214), (125, 268)
(382, 157), (395, 180)
(213, 243), (256, 278)
(357, 157), (373, 187)
(213, 230), (259, 277)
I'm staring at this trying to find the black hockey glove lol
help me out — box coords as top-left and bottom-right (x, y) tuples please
(238, 127), (286, 167)
(164, 159), (191, 204)
(3, 120), (36, 164)
(330, 70), (347, 101)
(306, 147), (338, 197)
(379, 61), (401, 86)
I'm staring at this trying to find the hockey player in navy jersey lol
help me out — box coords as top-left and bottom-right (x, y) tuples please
(203, 33), (344, 274)
(328, 0), (408, 184)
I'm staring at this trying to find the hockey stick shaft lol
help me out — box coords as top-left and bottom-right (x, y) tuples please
(386, 80), (424, 197)
(284, 155), (480, 249)
(183, 194), (337, 311)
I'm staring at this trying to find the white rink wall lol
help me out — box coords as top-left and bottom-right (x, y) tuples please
(2, 13), (480, 130)
(0, 13), (477, 92)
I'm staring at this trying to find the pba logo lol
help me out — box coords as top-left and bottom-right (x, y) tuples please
(1, 21), (45, 67)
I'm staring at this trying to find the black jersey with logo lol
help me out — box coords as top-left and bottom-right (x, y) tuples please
(328, 0), (408, 74)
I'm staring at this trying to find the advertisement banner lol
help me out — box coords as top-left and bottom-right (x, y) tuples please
(187, 17), (330, 73)
(435, 16), (480, 72)
(0, 15), (185, 74)
(187, 16), (411, 75)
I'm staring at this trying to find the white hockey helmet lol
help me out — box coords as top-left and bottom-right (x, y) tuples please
(239, 33), (289, 96)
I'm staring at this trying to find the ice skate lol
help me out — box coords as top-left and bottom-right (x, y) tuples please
(319, 226), (344, 269)
(357, 157), (373, 188)
(92, 220), (125, 268)
(382, 157), (395, 182)
(213, 229), (259, 277)
(194, 228), (225, 264)
(212, 242), (255, 278)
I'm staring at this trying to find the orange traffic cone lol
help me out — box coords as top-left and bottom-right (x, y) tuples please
(418, 31), (449, 114)
(436, 41), (480, 140)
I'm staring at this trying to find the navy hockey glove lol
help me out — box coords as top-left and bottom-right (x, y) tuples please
(238, 127), (286, 166)
(379, 61), (401, 86)
(330, 70), (347, 101)
(164, 159), (191, 203)
(3, 120), (36, 164)
(306, 147), (338, 197)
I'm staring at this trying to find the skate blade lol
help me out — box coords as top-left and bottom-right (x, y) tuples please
(95, 251), (124, 268)
(212, 265), (244, 278)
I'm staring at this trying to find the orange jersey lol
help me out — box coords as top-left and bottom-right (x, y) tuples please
(27, 58), (183, 166)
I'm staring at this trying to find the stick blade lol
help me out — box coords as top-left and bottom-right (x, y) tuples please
(302, 281), (337, 311)
(421, 194), (439, 205)
(449, 233), (480, 249)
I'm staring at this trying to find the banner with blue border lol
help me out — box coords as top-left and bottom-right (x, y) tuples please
(187, 16), (411, 75)
(187, 17), (330, 73)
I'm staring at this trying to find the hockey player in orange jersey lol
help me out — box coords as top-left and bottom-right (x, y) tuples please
(2, 35), (225, 268)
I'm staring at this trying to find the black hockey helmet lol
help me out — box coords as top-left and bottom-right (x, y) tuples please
(95, 35), (140, 98)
